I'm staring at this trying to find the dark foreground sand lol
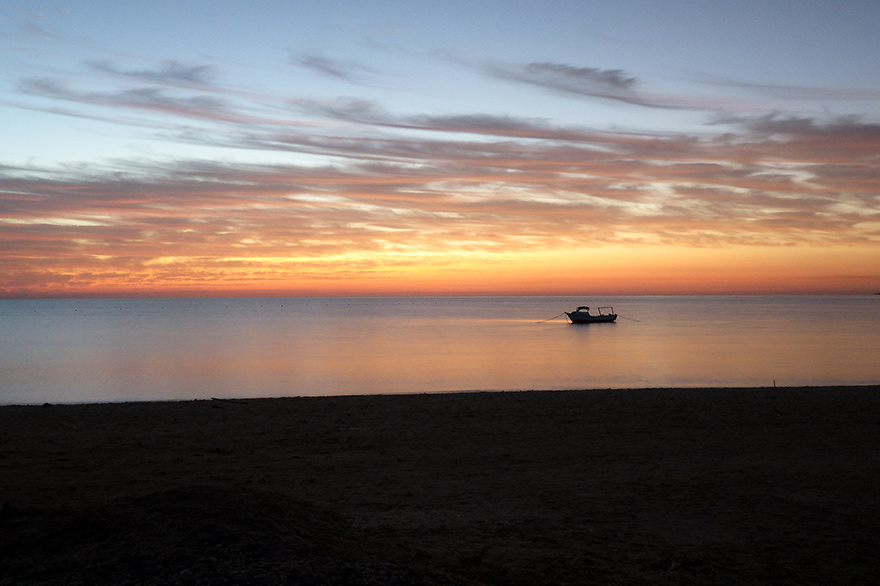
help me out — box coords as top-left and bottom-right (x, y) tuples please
(2, 387), (879, 585)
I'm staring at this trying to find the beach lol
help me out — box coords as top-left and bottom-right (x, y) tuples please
(2, 386), (879, 585)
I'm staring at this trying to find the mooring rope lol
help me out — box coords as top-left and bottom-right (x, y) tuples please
(618, 314), (641, 322)
(535, 312), (566, 323)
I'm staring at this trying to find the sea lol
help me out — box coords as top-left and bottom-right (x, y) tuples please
(1, 295), (878, 404)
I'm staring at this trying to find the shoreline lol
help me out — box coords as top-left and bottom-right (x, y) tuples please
(5, 382), (880, 408)
(3, 385), (879, 584)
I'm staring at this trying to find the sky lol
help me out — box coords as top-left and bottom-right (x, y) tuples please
(2, 0), (879, 298)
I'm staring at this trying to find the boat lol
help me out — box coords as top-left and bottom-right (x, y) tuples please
(565, 306), (617, 324)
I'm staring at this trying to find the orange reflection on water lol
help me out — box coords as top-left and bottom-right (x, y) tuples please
(1, 296), (878, 404)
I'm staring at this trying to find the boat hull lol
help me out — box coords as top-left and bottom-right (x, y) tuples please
(565, 312), (617, 324)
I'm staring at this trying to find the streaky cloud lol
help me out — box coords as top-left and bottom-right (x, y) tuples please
(442, 53), (761, 111)
(294, 53), (377, 83)
(719, 112), (880, 138)
(477, 59), (651, 106)
(86, 59), (216, 86)
(6, 59), (880, 295)
(709, 113), (880, 164)
(702, 76), (880, 101)
(291, 98), (619, 143)
(293, 97), (383, 122)
(19, 76), (240, 122)
(517, 62), (637, 91)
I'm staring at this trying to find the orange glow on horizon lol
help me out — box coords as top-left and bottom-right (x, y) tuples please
(3, 244), (878, 299)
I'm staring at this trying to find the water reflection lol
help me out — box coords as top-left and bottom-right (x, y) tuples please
(1, 296), (878, 403)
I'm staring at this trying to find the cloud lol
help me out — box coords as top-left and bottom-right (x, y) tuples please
(4, 108), (880, 295)
(702, 77), (880, 101)
(441, 54), (764, 111)
(294, 53), (377, 83)
(721, 113), (880, 139)
(5, 50), (880, 295)
(497, 61), (636, 93)
(293, 97), (382, 122)
(709, 113), (880, 168)
(4, 108), (879, 260)
(18, 76), (242, 122)
(468, 58), (654, 105)
(290, 98), (620, 143)
(86, 60), (216, 86)
(449, 56), (694, 109)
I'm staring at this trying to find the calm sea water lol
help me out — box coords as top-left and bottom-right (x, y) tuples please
(1, 296), (878, 404)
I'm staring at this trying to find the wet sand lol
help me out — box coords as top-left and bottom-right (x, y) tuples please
(2, 386), (879, 585)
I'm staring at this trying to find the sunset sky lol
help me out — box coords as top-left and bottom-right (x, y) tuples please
(2, 1), (879, 297)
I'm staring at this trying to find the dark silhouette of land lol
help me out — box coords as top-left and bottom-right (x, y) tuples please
(2, 387), (879, 584)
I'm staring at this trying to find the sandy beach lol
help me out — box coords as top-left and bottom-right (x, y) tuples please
(2, 386), (879, 585)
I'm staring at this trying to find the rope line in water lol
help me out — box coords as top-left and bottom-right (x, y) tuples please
(535, 312), (566, 323)
(618, 315), (641, 322)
